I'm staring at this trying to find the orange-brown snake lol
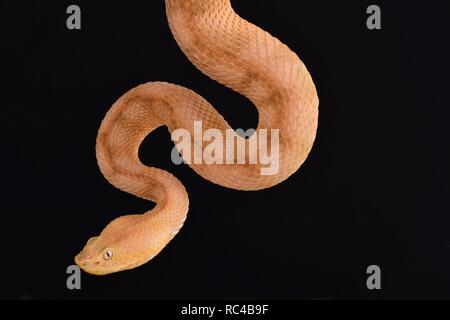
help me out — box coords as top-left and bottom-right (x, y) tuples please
(75, 0), (319, 275)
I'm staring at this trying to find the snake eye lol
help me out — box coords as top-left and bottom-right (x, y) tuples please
(103, 249), (113, 260)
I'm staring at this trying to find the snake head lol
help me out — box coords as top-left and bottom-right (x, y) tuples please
(75, 215), (157, 275)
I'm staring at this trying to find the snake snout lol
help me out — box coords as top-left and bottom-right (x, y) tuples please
(75, 252), (104, 276)
(75, 249), (97, 266)
(74, 251), (88, 265)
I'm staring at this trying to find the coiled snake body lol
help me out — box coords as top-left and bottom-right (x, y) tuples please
(75, 0), (319, 275)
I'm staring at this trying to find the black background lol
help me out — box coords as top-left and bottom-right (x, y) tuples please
(1, 0), (449, 299)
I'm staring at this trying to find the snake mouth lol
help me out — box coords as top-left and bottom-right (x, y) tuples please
(74, 257), (135, 276)
(74, 250), (102, 270)
(74, 255), (107, 275)
(75, 256), (100, 267)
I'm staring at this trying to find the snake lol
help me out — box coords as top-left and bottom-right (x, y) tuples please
(75, 0), (319, 275)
